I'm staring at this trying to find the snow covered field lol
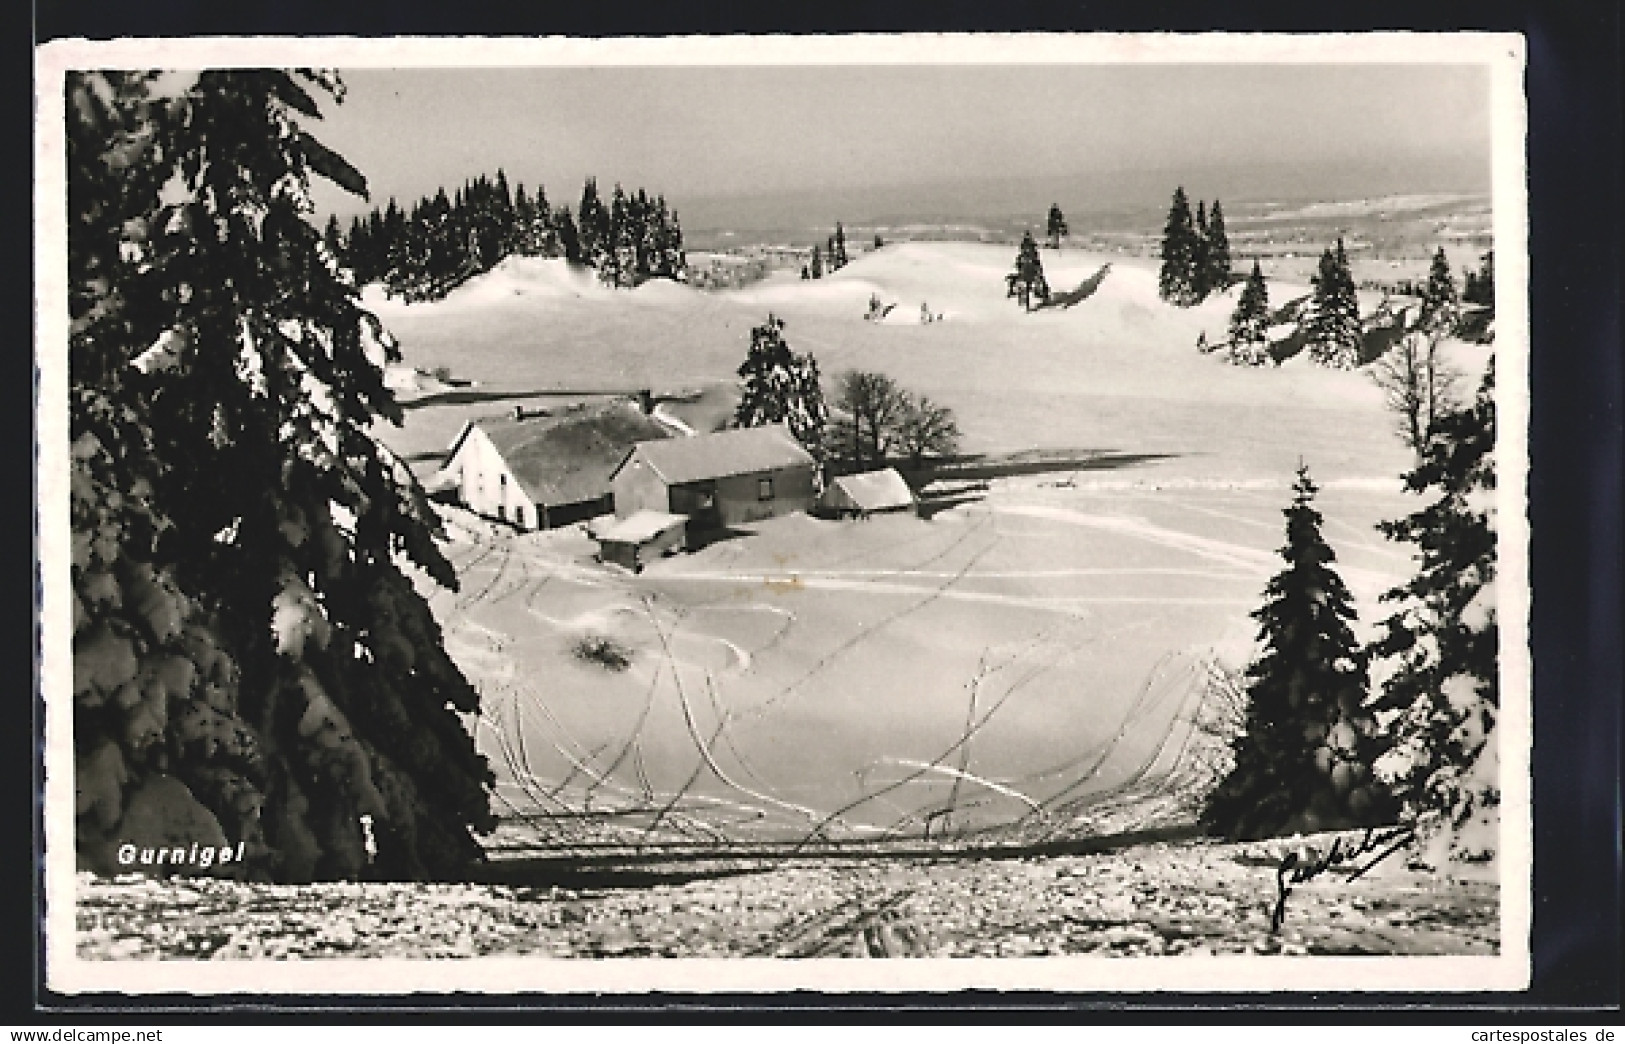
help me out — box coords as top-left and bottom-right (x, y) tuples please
(77, 835), (1497, 958)
(369, 242), (1492, 845)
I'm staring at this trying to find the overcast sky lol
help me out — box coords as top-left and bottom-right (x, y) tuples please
(307, 64), (1492, 221)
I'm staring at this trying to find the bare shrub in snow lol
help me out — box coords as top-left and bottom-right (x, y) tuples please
(572, 633), (634, 672)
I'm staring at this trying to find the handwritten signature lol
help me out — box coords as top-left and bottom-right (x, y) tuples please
(1271, 823), (1416, 933)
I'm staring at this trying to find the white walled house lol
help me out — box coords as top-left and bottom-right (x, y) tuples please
(441, 422), (540, 529)
(436, 402), (671, 531)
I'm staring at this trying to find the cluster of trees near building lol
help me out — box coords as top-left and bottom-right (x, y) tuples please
(330, 173), (687, 302)
(732, 315), (961, 472)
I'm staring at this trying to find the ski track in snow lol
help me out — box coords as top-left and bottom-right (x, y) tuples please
(988, 503), (1399, 593)
(654, 571), (1256, 613)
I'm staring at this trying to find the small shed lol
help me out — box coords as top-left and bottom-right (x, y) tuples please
(592, 510), (689, 573)
(819, 468), (917, 518)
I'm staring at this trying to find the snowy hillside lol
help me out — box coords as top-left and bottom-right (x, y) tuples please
(351, 239), (1492, 846)
(370, 241), (1487, 486)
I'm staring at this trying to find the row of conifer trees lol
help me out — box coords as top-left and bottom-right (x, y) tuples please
(1213, 242), (1477, 370)
(330, 174), (687, 302)
(801, 222), (850, 280)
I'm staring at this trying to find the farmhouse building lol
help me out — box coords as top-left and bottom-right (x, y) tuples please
(436, 401), (671, 531)
(609, 424), (818, 532)
(819, 467), (917, 518)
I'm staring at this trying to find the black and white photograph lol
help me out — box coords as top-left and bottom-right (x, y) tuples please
(36, 33), (1530, 994)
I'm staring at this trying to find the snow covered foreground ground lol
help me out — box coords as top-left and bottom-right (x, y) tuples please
(76, 835), (1496, 958)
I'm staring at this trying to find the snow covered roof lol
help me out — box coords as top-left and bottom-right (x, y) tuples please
(822, 468), (916, 512)
(612, 424), (815, 487)
(593, 510), (688, 545)
(450, 402), (671, 507)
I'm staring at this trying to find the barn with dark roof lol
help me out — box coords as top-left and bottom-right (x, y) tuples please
(436, 401), (671, 530)
(608, 424), (818, 532)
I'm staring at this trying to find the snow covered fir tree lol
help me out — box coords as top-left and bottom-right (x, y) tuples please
(1369, 363), (1499, 865)
(1303, 237), (1363, 368)
(733, 314), (828, 454)
(1201, 466), (1395, 840)
(1005, 230), (1050, 311)
(1201, 199), (1232, 295)
(1159, 187), (1202, 306)
(1225, 260), (1273, 367)
(68, 70), (495, 882)
(1417, 245), (1462, 336)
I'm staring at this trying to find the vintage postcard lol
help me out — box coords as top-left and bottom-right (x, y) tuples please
(36, 33), (1530, 996)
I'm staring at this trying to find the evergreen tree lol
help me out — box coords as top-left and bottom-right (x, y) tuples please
(511, 182), (555, 258)
(67, 70), (494, 882)
(658, 203), (688, 281)
(1462, 249), (1494, 307)
(1005, 230), (1050, 311)
(1204, 199), (1232, 293)
(1226, 260), (1273, 366)
(322, 214), (344, 261)
(1158, 186), (1201, 306)
(529, 184), (556, 256)
(344, 214), (370, 280)
(734, 314), (827, 453)
(1192, 200), (1211, 298)
(1201, 466), (1395, 839)
(601, 183), (638, 288)
(1369, 363), (1498, 862)
(1304, 237), (1363, 368)
(553, 206), (581, 264)
(630, 187), (655, 279)
(1046, 204), (1068, 250)
(873, 233), (884, 250)
(833, 222), (848, 268)
(1417, 246), (1461, 335)
(378, 198), (405, 286)
(809, 243), (823, 279)
(577, 177), (610, 270)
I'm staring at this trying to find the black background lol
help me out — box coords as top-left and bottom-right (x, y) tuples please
(16, 0), (1623, 1021)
